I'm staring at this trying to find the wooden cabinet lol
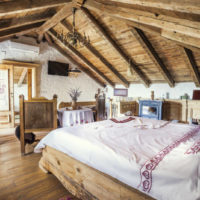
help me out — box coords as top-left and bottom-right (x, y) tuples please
(162, 101), (183, 121)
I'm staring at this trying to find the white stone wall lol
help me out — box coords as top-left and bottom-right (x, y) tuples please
(106, 82), (198, 100)
(0, 36), (198, 110)
(0, 36), (102, 106)
(14, 84), (28, 111)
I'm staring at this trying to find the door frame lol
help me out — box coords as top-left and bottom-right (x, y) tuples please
(3, 60), (40, 99)
(0, 60), (40, 128)
(0, 64), (14, 128)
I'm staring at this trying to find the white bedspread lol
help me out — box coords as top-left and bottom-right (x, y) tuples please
(34, 117), (200, 200)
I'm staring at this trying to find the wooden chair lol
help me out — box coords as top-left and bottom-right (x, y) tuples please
(95, 90), (106, 121)
(19, 94), (57, 155)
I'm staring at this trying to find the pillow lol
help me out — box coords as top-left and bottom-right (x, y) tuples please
(124, 111), (133, 116)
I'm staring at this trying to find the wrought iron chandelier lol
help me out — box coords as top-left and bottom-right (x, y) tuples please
(58, 7), (90, 47)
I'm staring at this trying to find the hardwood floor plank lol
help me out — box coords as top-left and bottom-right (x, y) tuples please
(0, 133), (79, 200)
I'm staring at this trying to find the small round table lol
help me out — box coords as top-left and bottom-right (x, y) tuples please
(58, 108), (94, 127)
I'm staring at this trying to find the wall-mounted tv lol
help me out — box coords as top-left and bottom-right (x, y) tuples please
(48, 61), (69, 76)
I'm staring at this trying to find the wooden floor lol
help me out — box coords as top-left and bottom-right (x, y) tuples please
(0, 133), (79, 200)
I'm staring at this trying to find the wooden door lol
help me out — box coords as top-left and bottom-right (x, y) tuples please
(0, 64), (14, 128)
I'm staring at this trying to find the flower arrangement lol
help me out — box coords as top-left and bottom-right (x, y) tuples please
(68, 88), (82, 102)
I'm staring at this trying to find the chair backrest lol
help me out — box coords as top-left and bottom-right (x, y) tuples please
(19, 94), (57, 155)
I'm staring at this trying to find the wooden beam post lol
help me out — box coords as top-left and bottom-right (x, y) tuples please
(98, 0), (200, 15)
(131, 28), (175, 87)
(82, 0), (200, 51)
(181, 48), (200, 87)
(0, 21), (44, 40)
(0, 10), (56, 32)
(115, 17), (200, 53)
(60, 21), (129, 88)
(27, 69), (32, 100)
(47, 33), (106, 88)
(0, 0), (71, 17)
(44, 33), (54, 45)
(37, 3), (73, 42)
(10, 65), (14, 127)
(53, 94), (58, 129)
(48, 29), (115, 87)
(19, 94), (25, 155)
(81, 7), (150, 87)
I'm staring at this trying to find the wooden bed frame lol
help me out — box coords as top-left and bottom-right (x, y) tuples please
(19, 95), (57, 155)
(32, 98), (152, 199)
(39, 146), (154, 200)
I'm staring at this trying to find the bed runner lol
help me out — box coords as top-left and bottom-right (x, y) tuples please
(138, 125), (200, 193)
(185, 138), (200, 154)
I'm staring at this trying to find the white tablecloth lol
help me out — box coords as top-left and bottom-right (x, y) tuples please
(58, 108), (94, 127)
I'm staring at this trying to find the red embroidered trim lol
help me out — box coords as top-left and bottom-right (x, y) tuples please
(185, 139), (200, 154)
(110, 117), (134, 123)
(138, 126), (200, 193)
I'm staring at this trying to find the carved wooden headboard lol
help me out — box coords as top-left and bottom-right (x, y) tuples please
(119, 101), (136, 114)
(110, 101), (137, 118)
(19, 95), (57, 155)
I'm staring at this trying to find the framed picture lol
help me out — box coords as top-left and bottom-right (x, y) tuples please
(114, 88), (128, 97)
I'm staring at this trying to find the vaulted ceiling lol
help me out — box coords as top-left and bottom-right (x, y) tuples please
(1, 0), (200, 88)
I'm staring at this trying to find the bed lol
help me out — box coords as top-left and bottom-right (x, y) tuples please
(34, 116), (200, 200)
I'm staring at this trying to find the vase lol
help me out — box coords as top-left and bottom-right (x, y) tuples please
(71, 100), (77, 110)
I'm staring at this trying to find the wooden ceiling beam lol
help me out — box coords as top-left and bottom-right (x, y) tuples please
(131, 28), (175, 87)
(0, 0), (71, 17)
(81, 7), (150, 87)
(49, 40), (106, 88)
(37, 3), (73, 42)
(103, 0), (200, 15)
(0, 10), (56, 32)
(44, 33), (53, 45)
(48, 29), (115, 87)
(60, 20), (129, 88)
(120, 18), (200, 53)
(181, 48), (200, 87)
(83, 0), (200, 50)
(84, 0), (200, 29)
(0, 21), (44, 40)
(18, 68), (27, 87)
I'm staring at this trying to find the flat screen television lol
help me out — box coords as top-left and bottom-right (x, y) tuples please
(48, 61), (69, 76)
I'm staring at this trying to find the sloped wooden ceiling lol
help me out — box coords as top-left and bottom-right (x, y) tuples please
(0, 0), (200, 88)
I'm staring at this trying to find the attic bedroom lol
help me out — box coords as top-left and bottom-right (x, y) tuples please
(0, 1), (200, 200)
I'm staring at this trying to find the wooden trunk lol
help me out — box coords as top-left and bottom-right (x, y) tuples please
(39, 146), (154, 200)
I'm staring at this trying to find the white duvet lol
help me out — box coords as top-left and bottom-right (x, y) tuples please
(34, 117), (200, 200)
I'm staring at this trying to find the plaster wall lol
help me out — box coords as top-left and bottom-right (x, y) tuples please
(14, 84), (28, 111)
(0, 36), (102, 106)
(0, 37), (198, 113)
(106, 82), (198, 100)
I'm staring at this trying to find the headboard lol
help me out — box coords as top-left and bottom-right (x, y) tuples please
(59, 101), (96, 109)
(120, 101), (136, 114)
(109, 100), (137, 118)
(19, 94), (57, 155)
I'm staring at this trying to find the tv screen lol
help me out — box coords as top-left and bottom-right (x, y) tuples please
(48, 61), (69, 76)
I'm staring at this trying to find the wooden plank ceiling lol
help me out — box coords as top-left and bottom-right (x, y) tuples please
(0, 0), (200, 88)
